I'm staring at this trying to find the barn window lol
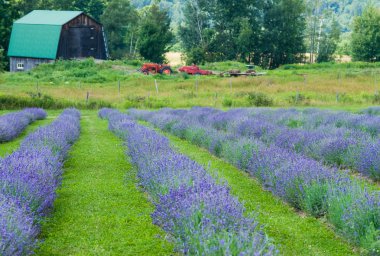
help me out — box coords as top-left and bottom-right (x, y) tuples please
(16, 62), (24, 70)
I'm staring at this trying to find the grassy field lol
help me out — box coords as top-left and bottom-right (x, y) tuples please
(0, 60), (379, 110)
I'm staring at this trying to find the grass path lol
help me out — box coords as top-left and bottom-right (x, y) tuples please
(156, 129), (358, 256)
(36, 111), (173, 255)
(0, 111), (59, 157)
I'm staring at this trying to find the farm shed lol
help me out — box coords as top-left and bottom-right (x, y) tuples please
(8, 10), (109, 72)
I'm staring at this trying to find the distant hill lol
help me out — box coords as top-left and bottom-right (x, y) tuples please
(131, 0), (380, 32)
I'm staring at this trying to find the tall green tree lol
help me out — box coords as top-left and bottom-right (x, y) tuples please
(0, 0), (20, 70)
(351, 6), (380, 62)
(261, 0), (306, 69)
(101, 0), (139, 59)
(178, 0), (212, 64)
(52, 0), (106, 21)
(138, 4), (173, 63)
(317, 19), (341, 62)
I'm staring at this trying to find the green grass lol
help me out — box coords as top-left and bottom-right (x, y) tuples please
(0, 111), (57, 156)
(1, 59), (380, 109)
(35, 111), (173, 255)
(154, 129), (359, 256)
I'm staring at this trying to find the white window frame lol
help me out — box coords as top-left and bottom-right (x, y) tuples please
(16, 62), (24, 70)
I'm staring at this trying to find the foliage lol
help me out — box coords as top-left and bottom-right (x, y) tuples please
(247, 92), (273, 107)
(0, 94), (111, 110)
(101, 0), (139, 59)
(0, 48), (5, 71)
(137, 4), (173, 63)
(351, 6), (380, 62)
(317, 19), (341, 62)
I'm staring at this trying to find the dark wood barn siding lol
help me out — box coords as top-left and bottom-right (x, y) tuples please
(10, 57), (54, 72)
(57, 14), (107, 60)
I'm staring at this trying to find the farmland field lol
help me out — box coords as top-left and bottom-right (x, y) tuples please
(0, 106), (379, 255)
(0, 61), (380, 256)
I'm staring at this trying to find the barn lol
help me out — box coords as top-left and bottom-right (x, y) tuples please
(8, 10), (109, 72)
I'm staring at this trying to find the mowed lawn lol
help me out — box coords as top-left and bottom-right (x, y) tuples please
(35, 111), (173, 255)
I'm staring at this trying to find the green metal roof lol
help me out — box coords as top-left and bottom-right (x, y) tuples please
(8, 10), (83, 59)
(15, 10), (83, 25)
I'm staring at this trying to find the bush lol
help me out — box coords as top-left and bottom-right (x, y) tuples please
(0, 95), (112, 110)
(222, 97), (233, 107)
(247, 92), (273, 107)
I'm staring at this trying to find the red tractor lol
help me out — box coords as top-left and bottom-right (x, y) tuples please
(140, 63), (173, 75)
(178, 65), (213, 75)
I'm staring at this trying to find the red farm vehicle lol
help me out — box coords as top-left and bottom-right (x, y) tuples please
(140, 63), (173, 75)
(178, 65), (213, 75)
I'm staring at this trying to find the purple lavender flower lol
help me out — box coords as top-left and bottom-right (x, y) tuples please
(0, 108), (80, 255)
(103, 109), (277, 255)
(131, 107), (380, 250)
(0, 108), (47, 143)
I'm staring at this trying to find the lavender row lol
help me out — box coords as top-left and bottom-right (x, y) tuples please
(173, 107), (380, 181)
(362, 106), (380, 116)
(99, 108), (277, 255)
(0, 108), (47, 143)
(129, 108), (380, 253)
(0, 109), (81, 256)
(239, 107), (380, 137)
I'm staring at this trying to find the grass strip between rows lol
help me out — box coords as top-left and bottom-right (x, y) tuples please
(36, 111), (173, 255)
(141, 121), (359, 256)
(0, 111), (58, 157)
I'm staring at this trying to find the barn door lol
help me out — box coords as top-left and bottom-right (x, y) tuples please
(68, 26), (98, 58)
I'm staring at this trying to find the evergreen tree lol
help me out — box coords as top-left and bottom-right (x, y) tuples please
(351, 6), (380, 62)
(138, 4), (173, 63)
(101, 0), (138, 59)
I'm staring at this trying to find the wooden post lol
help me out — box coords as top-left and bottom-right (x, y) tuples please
(336, 92), (339, 103)
(155, 79), (159, 94)
(338, 71), (342, 87)
(229, 78), (232, 91)
(86, 91), (89, 105)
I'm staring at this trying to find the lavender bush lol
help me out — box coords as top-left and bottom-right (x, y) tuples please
(0, 108), (47, 143)
(130, 107), (380, 252)
(100, 109), (277, 255)
(173, 107), (380, 181)
(0, 108), (80, 256)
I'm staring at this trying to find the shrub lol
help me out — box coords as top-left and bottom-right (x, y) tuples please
(247, 92), (273, 106)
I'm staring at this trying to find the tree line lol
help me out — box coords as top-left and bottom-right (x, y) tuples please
(1, 0), (380, 70)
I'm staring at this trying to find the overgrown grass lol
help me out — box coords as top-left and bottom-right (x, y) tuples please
(0, 95), (112, 110)
(1, 59), (380, 109)
(36, 111), (173, 255)
(148, 124), (358, 256)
